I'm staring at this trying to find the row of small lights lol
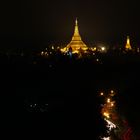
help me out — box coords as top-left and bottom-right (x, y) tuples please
(41, 46), (61, 56)
(100, 90), (115, 119)
(100, 90), (117, 140)
(40, 46), (107, 56)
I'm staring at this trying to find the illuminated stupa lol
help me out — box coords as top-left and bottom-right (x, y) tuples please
(125, 36), (132, 50)
(61, 19), (88, 53)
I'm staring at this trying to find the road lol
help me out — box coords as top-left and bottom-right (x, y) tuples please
(99, 90), (133, 140)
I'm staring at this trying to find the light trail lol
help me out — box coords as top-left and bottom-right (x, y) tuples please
(99, 90), (133, 140)
(101, 137), (110, 140)
(104, 118), (116, 131)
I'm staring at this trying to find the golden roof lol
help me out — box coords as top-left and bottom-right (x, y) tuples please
(61, 19), (88, 53)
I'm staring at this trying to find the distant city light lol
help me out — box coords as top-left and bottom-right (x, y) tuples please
(107, 98), (111, 103)
(103, 112), (110, 118)
(96, 59), (99, 62)
(100, 92), (104, 96)
(101, 47), (105, 51)
(111, 90), (114, 94)
(91, 47), (97, 52)
(45, 52), (48, 55)
(111, 103), (114, 107)
(41, 51), (44, 56)
(110, 90), (115, 96)
(96, 44), (108, 53)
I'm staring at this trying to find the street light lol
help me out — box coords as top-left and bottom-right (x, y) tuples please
(111, 90), (114, 94)
(107, 98), (111, 103)
(103, 112), (110, 118)
(100, 92), (104, 96)
(101, 47), (105, 51)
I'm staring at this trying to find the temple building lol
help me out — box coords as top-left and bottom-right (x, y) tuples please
(125, 36), (132, 51)
(61, 19), (88, 54)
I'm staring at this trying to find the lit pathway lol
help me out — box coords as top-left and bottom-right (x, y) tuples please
(99, 90), (133, 140)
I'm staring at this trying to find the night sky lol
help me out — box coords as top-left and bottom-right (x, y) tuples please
(1, 0), (140, 50)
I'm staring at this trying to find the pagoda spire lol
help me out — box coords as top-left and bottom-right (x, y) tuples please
(73, 18), (80, 37)
(76, 18), (78, 25)
(125, 36), (132, 50)
(61, 18), (88, 54)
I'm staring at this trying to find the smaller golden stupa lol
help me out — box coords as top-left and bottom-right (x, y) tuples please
(61, 18), (88, 53)
(125, 36), (132, 50)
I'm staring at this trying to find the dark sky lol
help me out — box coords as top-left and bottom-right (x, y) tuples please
(1, 0), (140, 50)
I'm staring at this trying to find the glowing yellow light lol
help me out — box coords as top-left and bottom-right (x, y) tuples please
(60, 47), (68, 53)
(111, 103), (114, 107)
(91, 47), (97, 51)
(45, 52), (48, 55)
(94, 47), (97, 51)
(72, 50), (79, 54)
(110, 90), (115, 97)
(101, 47), (105, 51)
(100, 92), (104, 96)
(52, 46), (54, 50)
(41, 51), (44, 56)
(103, 112), (110, 118)
(137, 48), (140, 53)
(125, 36), (132, 50)
(107, 98), (111, 103)
(111, 90), (114, 94)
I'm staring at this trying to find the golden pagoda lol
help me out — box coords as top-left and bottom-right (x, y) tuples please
(125, 36), (132, 50)
(61, 19), (88, 53)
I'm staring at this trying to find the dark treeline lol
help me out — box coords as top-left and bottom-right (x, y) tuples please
(0, 52), (140, 139)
